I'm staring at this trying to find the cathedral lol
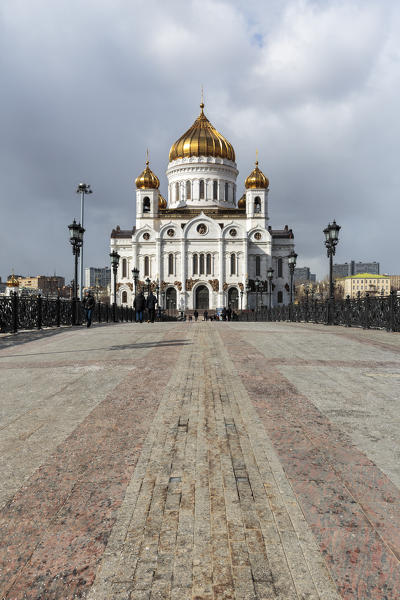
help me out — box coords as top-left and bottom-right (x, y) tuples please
(110, 102), (295, 311)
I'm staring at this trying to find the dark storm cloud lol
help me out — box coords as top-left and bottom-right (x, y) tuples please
(1, 0), (399, 282)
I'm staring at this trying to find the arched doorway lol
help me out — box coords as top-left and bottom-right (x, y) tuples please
(195, 285), (209, 309)
(228, 287), (238, 309)
(166, 287), (177, 310)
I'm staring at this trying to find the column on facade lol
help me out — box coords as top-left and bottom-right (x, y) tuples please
(218, 238), (225, 306)
(243, 235), (248, 308)
(180, 238), (186, 309)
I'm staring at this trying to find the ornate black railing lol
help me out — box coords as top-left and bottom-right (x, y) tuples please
(238, 292), (400, 332)
(0, 294), (135, 334)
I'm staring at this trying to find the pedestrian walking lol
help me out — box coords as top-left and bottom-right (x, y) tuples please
(227, 305), (232, 321)
(82, 290), (95, 328)
(221, 307), (227, 321)
(146, 291), (157, 323)
(134, 291), (146, 323)
(194, 310), (199, 321)
(203, 310), (208, 321)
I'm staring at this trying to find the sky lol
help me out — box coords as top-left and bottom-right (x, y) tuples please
(1, 0), (400, 282)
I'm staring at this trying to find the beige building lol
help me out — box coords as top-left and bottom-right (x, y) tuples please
(17, 275), (65, 295)
(336, 273), (390, 299)
(389, 275), (400, 291)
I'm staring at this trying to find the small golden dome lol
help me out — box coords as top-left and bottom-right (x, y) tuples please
(7, 275), (19, 287)
(245, 161), (269, 189)
(158, 192), (167, 209)
(169, 103), (235, 162)
(238, 194), (246, 209)
(135, 161), (160, 189)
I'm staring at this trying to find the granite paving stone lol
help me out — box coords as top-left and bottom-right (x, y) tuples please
(2, 321), (400, 598)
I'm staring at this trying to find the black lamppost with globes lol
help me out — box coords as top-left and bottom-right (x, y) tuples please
(267, 267), (274, 310)
(146, 277), (151, 296)
(68, 219), (85, 325)
(76, 183), (92, 300)
(245, 280), (251, 310)
(255, 279), (262, 313)
(288, 250), (297, 304)
(323, 220), (341, 324)
(110, 250), (120, 322)
(240, 289), (243, 311)
(132, 267), (139, 297)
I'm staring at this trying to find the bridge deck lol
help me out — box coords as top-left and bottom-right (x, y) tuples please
(1, 322), (400, 599)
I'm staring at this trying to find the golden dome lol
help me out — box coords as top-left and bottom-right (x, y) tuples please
(7, 275), (19, 287)
(245, 161), (269, 189)
(169, 103), (235, 162)
(135, 161), (160, 189)
(158, 192), (167, 209)
(238, 194), (246, 209)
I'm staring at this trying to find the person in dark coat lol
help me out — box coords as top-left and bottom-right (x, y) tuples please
(193, 310), (199, 321)
(83, 290), (95, 328)
(146, 291), (157, 323)
(203, 310), (208, 321)
(134, 291), (146, 323)
(221, 307), (227, 321)
(227, 305), (232, 321)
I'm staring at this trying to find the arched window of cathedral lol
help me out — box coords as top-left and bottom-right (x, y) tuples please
(277, 258), (283, 278)
(121, 291), (127, 303)
(213, 180), (218, 200)
(230, 253), (236, 275)
(255, 256), (261, 277)
(277, 291), (283, 304)
(122, 258), (127, 278)
(175, 182), (180, 202)
(233, 187), (236, 204)
(186, 180), (191, 200)
(206, 253), (212, 275)
(254, 197), (261, 213)
(193, 253), (198, 275)
(199, 180), (205, 199)
(199, 253), (205, 275)
(168, 253), (174, 276)
(144, 256), (150, 277)
(143, 197), (150, 213)
(225, 182), (229, 202)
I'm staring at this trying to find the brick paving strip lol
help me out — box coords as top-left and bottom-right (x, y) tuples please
(0, 325), (187, 599)
(220, 326), (400, 599)
(89, 326), (340, 599)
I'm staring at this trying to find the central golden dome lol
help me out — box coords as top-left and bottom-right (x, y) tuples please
(169, 103), (235, 162)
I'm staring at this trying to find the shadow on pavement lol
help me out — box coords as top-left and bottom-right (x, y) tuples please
(0, 327), (70, 350)
(0, 339), (191, 359)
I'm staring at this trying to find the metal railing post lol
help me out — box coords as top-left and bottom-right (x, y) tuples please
(12, 292), (18, 333)
(56, 296), (61, 327)
(37, 294), (42, 330)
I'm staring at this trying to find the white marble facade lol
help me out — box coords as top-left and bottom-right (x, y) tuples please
(110, 104), (295, 311)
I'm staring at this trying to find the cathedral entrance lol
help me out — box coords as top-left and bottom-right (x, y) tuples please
(195, 285), (209, 309)
(166, 287), (177, 310)
(228, 287), (239, 310)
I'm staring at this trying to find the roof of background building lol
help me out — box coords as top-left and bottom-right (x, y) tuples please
(342, 273), (387, 279)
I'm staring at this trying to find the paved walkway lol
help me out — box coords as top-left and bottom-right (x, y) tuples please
(1, 322), (400, 599)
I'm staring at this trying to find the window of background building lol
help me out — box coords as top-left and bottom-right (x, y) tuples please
(206, 253), (212, 275)
(168, 253), (174, 276)
(278, 258), (283, 278)
(213, 180), (218, 200)
(231, 253), (236, 275)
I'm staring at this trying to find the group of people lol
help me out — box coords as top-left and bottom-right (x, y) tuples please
(82, 288), (238, 328)
(133, 290), (158, 323)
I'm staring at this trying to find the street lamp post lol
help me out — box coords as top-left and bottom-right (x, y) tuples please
(246, 281), (251, 310)
(146, 277), (151, 296)
(267, 267), (274, 310)
(76, 183), (92, 300)
(323, 220), (341, 325)
(255, 279), (262, 313)
(68, 219), (85, 325)
(240, 290), (243, 311)
(132, 267), (139, 297)
(288, 250), (297, 304)
(110, 250), (120, 322)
